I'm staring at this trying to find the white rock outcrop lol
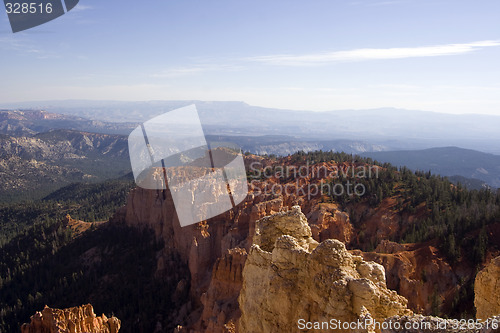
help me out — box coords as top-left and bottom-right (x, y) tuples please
(238, 206), (411, 333)
(475, 256), (500, 320)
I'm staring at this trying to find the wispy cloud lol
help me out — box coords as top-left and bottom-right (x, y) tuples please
(350, 0), (410, 6)
(152, 67), (205, 78)
(280, 86), (305, 91)
(151, 64), (242, 78)
(0, 36), (39, 53)
(71, 5), (93, 12)
(247, 40), (500, 66)
(148, 40), (500, 77)
(370, 1), (407, 5)
(0, 35), (61, 59)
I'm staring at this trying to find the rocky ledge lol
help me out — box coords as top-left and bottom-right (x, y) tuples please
(238, 206), (411, 333)
(20, 304), (120, 333)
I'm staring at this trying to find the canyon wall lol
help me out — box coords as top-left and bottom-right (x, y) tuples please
(111, 159), (499, 331)
(475, 256), (500, 320)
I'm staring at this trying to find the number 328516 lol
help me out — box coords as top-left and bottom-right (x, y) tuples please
(5, 2), (53, 14)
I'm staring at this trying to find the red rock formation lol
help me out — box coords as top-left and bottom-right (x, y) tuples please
(475, 256), (500, 320)
(63, 214), (106, 237)
(196, 248), (247, 332)
(111, 157), (482, 330)
(307, 202), (354, 243)
(118, 182), (282, 330)
(354, 241), (459, 314)
(20, 304), (120, 333)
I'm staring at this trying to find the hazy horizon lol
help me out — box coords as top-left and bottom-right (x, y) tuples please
(3, 99), (500, 118)
(1, 1), (500, 115)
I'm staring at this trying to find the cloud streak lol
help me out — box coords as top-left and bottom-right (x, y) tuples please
(149, 40), (500, 78)
(350, 0), (410, 6)
(247, 40), (500, 66)
(151, 64), (243, 78)
(0, 36), (40, 53)
(71, 5), (93, 12)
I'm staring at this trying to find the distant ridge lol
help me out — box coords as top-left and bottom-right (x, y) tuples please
(0, 109), (136, 136)
(0, 130), (130, 203)
(363, 146), (500, 188)
(2, 100), (499, 154)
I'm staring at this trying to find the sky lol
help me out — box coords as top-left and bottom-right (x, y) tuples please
(1, 0), (500, 115)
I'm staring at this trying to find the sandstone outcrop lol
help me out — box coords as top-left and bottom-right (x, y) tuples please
(118, 183), (286, 331)
(475, 256), (500, 320)
(307, 202), (354, 244)
(238, 206), (411, 333)
(116, 159), (390, 331)
(253, 205), (319, 252)
(198, 248), (247, 332)
(113, 157), (495, 331)
(21, 304), (120, 333)
(355, 242), (457, 315)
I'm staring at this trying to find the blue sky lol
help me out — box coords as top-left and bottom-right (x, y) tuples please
(1, 0), (500, 114)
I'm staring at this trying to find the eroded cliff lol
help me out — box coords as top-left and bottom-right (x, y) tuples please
(475, 256), (500, 320)
(238, 206), (411, 333)
(110, 156), (499, 331)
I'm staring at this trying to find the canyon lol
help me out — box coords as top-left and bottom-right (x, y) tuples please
(110, 156), (499, 331)
(15, 154), (500, 332)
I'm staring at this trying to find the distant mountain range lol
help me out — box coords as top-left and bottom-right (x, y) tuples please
(206, 135), (387, 155)
(0, 109), (136, 136)
(2, 100), (500, 154)
(1, 102), (500, 192)
(363, 147), (500, 188)
(0, 129), (130, 203)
